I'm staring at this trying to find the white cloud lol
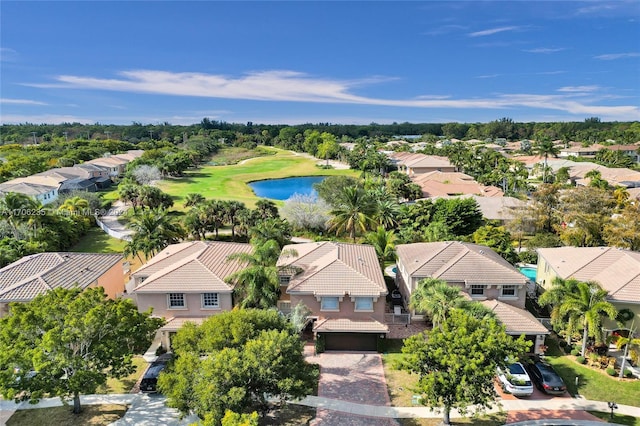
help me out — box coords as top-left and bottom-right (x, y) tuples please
(594, 52), (640, 60)
(22, 69), (640, 121)
(0, 98), (47, 106)
(523, 48), (566, 54)
(468, 26), (519, 37)
(0, 48), (18, 62)
(557, 85), (600, 93)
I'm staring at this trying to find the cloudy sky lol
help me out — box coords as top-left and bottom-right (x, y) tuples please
(1, 1), (639, 125)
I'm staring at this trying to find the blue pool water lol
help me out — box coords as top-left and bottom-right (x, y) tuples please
(248, 176), (327, 201)
(519, 267), (537, 281)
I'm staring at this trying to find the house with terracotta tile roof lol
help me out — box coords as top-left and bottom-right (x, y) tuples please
(0, 252), (124, 317)
(536, 246), (640, 329)
(129, 241), (253, 350)
(395, 241), (548, 353)
(389, 152), (457, 176)
(411, 171), (504, 198)
(276, 241), (388, 351)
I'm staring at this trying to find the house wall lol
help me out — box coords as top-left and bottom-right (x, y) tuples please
(535, 256), (555, 289)
(90, 261), (125, 299)
(36, 189), (58, 205)
(410, 165), (457, 175)
(135, 292), (233, 318)
(604, 301), (640, 331)
(289, 293), (386, 323)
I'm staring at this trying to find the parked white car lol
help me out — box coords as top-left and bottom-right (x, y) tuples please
(497, 362), (534, 397)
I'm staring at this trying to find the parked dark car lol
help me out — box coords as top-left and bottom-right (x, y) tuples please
(139, 353), (172, 393)
(527, 361), (567, 395)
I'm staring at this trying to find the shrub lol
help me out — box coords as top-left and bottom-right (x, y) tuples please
(606, 367), (616, 376)
(559, 340), (568, 348)
(624, 369), (633, 378)
(571, 348), (581, 356)
(315, 334), (325, 354)
(576, 356), (586, 364)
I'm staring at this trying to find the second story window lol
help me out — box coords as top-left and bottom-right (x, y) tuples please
(321, 297), (339, 311)
(501, 285), (517, 297)
(202, 293), (219, 308)
(354, 297), (374, 312)
(278, 275), (290, 285)
(470, 285), (485, 296)
(168, 293), (186, 309)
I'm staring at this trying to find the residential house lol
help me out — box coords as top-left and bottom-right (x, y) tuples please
(129, 241), (253, 350)
(395, 241), (548, 353)
(0, 252), (124, 317)
(536, 246), (640, 330)
(277, 241), (388, 351)
(33, 168), (97, 193)
(607, 144), (640, 164)
(389, 152), (457, 176)
(0, 176), (60, 204)
(558, 145), (604, 159)
(411, 171), (503, 198)
(85, 150), (143, 178)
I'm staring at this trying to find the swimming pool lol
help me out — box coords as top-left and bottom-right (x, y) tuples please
(519, 266), (537, 281)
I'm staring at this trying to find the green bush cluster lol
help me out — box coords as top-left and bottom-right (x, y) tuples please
(576, 356), (586, 364)
(606, 367), (617, 376)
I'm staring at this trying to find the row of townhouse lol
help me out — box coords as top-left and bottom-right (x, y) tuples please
(0, 150), (143, 204)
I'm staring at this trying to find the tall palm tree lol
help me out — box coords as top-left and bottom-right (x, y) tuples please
(124, 208), (184, 262)
(58, 196), (89, 214)
(223, 200), (247, 240)
(409, 278), (467, 328)
(225, 239), (294, 309)
(364, 226), (396, 267)
(535, 139), (560, 183)
(540, 278), (617, 356)
(328, 186), (376, 242)
(0, 192), (41, 237)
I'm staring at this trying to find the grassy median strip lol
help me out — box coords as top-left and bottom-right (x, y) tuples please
(6, 404), (128, 426)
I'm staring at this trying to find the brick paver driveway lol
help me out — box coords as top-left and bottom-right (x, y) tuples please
(310, 352), (399, 426)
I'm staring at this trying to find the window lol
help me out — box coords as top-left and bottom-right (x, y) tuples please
(278, 275), (290, 285)
(202, 293), (219, 308)
(501, 285), (517, 297)
(354, 297), (374, 311)
(168, 293), (185, 309)
(320, 297), (339, 311)
(470, 285), (485, 296)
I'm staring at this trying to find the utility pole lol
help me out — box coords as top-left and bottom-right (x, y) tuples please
(149, 130), (154, 140)
(31, 132), (37, 144)
(105, 131), (111, 139)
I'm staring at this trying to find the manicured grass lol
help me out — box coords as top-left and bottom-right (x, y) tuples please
(6, 404), (127, 426)
(382, 339), (422, 407)
(543, 337), (640, 407)
(157, 147), (358, 209)
(70, 227), (127, 253)
(588, 411), (640, 426)
(95, 356), (147, 394)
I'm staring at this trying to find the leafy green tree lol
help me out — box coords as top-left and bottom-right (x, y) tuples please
(400, 310), (530, 425)
(0, 287), (163, 414)
(328, 186), (376, 242)
(539, 279), (617, 356)
(221, 410), (259, 426)
(557, 186), (615, 247)
(472, 225), (518, 264)
(604, 202), (640, 250)
(313, 176), (360, 206)
(432, 198), (483, 236)
(422, 221), (454, 243)
(158, 310), (316, 425)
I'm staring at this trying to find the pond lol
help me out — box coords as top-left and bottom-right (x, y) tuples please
(248, 176), (327, 201)
(519, 266), (537, 282)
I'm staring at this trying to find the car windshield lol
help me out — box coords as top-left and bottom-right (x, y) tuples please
(508, 363), (526, 375)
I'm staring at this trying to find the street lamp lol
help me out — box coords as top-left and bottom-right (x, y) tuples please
(608, 401), (618, 420)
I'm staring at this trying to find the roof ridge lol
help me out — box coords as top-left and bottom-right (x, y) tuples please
(570, 247), (614, 277)
(134, 252), (206, 291)
(135, 241), (205, 274)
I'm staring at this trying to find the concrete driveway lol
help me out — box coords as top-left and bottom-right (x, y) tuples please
(310, 352), (399, 426)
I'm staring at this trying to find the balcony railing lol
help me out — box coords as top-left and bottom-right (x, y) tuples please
(385, 313), (411, 325)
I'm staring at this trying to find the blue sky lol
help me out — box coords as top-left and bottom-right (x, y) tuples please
(1, 1), (639, 125)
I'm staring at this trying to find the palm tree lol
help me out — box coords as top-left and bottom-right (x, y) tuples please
(225, 240), (293, 309)
(0, 192), (41, 237)
(249, 218), (292, 249)
(409, 278), (466, 328)
(328, 186), (376, 242)
(58, 196), (89, 214)
(223, 200), (247, 240)
(364, 226), (396, 267)
(124, 209), (184, 262)
(535, 139), (560, 183)
(540, 278), (617, 356)
(183, 193), (205, 208)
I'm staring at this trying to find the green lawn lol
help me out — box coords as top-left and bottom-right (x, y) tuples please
(543, 337), (640, 407)
(7, 404), (127, 426)
(158, 147), (358, 209)
(589, 411), (640, 426)
(95, 356), (147, 394)
(70, 227), (127, 253)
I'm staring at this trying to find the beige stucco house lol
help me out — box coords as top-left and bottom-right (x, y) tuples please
(536, 246), (640, 330)
(389, 152), (457, 176)
(395, 241), (548, 354)
(130, 241), (252, 350)
(277, 241), (388, 351)
(0, 252), (124, 317)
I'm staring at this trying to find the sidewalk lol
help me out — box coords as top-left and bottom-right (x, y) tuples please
(2, 393), (638, 425)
